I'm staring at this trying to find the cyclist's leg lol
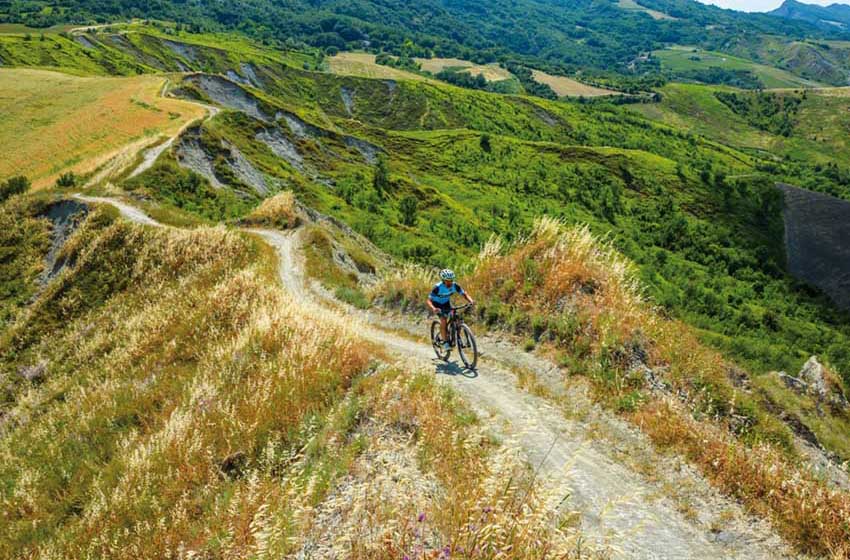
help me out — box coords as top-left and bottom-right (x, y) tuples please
(437, 302), (450, 341)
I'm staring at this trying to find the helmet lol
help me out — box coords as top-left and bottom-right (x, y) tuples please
(439, 269), (456, 281)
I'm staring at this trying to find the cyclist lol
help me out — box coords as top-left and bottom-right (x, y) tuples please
(426, 269), (474, 351)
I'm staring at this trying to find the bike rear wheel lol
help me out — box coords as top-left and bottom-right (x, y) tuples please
(431, 320), (450, 361)
(457, 324), (478, 370)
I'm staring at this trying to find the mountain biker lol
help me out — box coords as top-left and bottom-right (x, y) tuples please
(426, 269), (474, 352)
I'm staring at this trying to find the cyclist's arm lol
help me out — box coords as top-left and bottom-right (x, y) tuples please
(426, 286), (440, 313)
(456, 283), (474, 305)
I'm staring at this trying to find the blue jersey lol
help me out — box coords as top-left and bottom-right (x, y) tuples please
(429, 282), (465, 305)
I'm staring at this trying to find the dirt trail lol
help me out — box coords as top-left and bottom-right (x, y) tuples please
(76, 206), (797, 559)
(255, 228), (797, 560)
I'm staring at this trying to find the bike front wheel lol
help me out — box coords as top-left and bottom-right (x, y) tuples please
(457, 324), (478, 370)
(431, 320), (450, 361)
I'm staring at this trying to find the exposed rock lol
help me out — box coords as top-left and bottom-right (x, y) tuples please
(18, 362), (47, 383)
(777, 371), (809, 393)
(40, 200), (89, 284)
(162, 39), (198, 62)
(74, 34), (96, 49)
(384, 80), (397, 95)
(343, 135), (382, 164)
(778, 183), (850, 310)
(105, 34), (165, 70)
(240, 63), (262, 87)
(798, 355), (828, 398)
(174, 129), (224, 189)
(185, 74), (271, 122)
(340, 86), (355, 116)
(279, 111), (322, 140)
(225, 69), (251, 86)
(223, 141), (268, 195)
(255, 128), (304, 171)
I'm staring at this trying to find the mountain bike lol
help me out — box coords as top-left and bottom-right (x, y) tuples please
(431, 303), (478, 370)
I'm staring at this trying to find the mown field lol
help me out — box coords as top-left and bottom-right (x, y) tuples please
(654, 46), (823, 89)
(0, 68), (205, 188)
(531, 69), (617, 97)
(617, 0), (677, 21)
(327, 52), (428, 82)
(414, 57), (514, 82)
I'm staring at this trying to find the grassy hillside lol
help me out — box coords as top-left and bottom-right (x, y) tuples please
(632, 83), (850, 198)
(373, 218), (850, 556)
(0, 68), (205, 188)
(653, 46), (824, 89)
(2, 23), (846, 393)
(0, 198), (579, 558)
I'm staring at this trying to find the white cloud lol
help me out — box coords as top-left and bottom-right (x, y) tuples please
(697, 0), (850, 12)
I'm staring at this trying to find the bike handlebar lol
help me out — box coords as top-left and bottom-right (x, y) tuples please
(452, 303), (474, 312)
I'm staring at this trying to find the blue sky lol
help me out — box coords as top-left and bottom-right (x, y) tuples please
(698, 0), (849, 11)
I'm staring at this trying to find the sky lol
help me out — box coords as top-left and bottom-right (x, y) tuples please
(698, 0), (850, 11)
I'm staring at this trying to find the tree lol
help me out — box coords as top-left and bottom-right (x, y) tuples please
(373, 155), (390, 197)
(480, 133), (492, 153)
(399, 195), (418, 226)
(0, 175), (30, 202)
(56, 172), (77, 188)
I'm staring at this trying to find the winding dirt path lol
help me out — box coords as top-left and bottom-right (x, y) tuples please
(77, 205), (797, 559)
(254, 228), (796, 560)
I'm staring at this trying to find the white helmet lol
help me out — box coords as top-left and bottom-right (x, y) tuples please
(439, 269), (456, 281)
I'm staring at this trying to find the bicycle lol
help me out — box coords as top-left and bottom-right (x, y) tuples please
(431, 303), (478, 370)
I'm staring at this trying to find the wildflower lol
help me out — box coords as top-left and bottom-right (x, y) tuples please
(417, 512), (426, 522)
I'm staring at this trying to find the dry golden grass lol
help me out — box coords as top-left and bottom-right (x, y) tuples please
(242, 191), (300, 229)
(531, 70), (617, 98)
(291, 366), (594, 558)
(328, 52), (428, 82)
(1, 207), (593, 558)
(0, 211), (372, 558)
(415, 57), (514, 82)
(372, 217), (850, 557)
(617, 0), (678, 20)
(0, 68), (205, 188)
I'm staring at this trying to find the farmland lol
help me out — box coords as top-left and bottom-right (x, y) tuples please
(653, 46), (824, 89)
(327, 52), (427, 82)
(617, 0), (677, 20)
(530, 70), (617, 97)
(415, 57), (515, 82)
(0, 68), (205, 188)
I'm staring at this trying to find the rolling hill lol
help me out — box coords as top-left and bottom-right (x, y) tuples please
(3, 12), (850, 560)
(770, 0), (850, 29)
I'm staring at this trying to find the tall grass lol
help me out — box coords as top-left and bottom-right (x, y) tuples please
(241, 190), (300, 229)
(371, 216), (850, 557)
(1, 208), (591, 558)
(0, 211), (370, 558)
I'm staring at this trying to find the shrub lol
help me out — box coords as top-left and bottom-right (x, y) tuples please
(56, 171), (77, 188)
(0, 176), (30, 202)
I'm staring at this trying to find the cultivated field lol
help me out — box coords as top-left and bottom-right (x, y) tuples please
(531, 70), (617, 97)
(618, 0), (677, 20)
(415, 57), (514, 82)
(654, 46), (823, 89)
(0, 68), (205, 188)
(327, 52), (427, 81)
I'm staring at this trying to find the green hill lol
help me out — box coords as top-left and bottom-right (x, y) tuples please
(4, 21), (850, 558)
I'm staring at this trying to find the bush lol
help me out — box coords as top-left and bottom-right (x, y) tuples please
(56, 172), (77, 188)
(0, 176), (30, 202)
